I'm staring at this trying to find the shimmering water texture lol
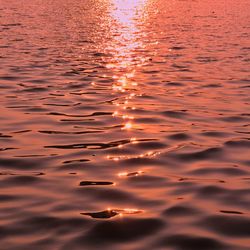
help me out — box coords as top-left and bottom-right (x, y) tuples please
(0, 0), (250, 249)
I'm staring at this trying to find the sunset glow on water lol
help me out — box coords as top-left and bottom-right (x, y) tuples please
(0, 0), (250, 249)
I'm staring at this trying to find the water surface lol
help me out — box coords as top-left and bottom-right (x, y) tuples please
(0, 0), (250, 249)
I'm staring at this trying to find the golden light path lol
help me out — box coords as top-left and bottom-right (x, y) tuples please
(108, 0), (148, 133)
(105, 0), (162, 164)
(105, 2), (157, 211)
(101, 3), (163, 218)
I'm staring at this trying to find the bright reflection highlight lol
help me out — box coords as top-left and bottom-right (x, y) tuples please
(118, 171), (144, 177)
(107, 150), (161, 161)
(111, 0), (147, 27)
(122, 122), (133, 130)
(106, 0), (148, 146)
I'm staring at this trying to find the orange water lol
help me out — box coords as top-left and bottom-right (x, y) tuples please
(0, 0), (250, 249)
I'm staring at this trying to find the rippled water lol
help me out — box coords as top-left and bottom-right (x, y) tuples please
(0, 0), (250, 249)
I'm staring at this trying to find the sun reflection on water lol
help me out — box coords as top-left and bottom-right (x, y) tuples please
(103, 0), (152, 163)
(108, 0), (148, 66)
(111, 0), (147, 38)
(108, 0), (148, 122)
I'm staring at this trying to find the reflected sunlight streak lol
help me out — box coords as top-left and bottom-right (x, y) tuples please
(105, 0), (149, 162)
(111, 0), (147, 26)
